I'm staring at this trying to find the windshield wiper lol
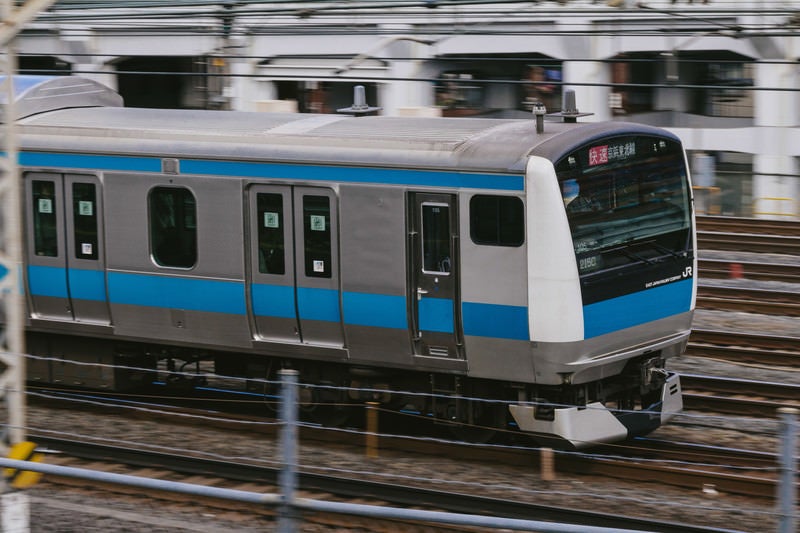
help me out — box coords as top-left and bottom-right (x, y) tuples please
(618, 247), (654, 265)
(644, 239), (687, 259)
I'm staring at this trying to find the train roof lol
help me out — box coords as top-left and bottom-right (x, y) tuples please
(0, 75), (122, 122)
(14, 77), (678, 175)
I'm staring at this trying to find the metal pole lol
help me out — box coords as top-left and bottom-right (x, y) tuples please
(0, 0), (59, 456)
(0, 36), (26, 450)
(366, 402), (379, 458)
(277, 369), (299, 533)
(777, 407), (798, 533)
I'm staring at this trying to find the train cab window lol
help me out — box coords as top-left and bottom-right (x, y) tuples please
(303, 195), (331, 278)
(73, 182), (98, 260)
(469, 195), (524, 247)
(422, 203), (451, 274)
(557, 136), (691, 275)
(32, 180), (58, 257)
(257, 193), (285, 275)
(149, 186), (197, 269)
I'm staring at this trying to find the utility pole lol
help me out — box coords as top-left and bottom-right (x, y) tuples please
(1, 2), (57, 530)
(0, 0), (57, 452)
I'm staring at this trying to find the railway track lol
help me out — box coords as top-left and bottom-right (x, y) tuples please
(697, 232), (800, 255)
(680, 373), (800, 418)
(697, 216), (800, 237)
(28, 384), (785, 502)
(696, 284), (800, 316)
(687, 329), (799, 367)
(698, 258), (799, 282)
(696, 215), (800, 255)
(32, 436), (734, 533)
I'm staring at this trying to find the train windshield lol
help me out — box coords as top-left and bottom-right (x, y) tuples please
(556, 135), (691, 276)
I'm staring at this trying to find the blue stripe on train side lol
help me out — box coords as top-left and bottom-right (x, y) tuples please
(343, 292), (407, 329)
(19, 152), (161, 173)
(67, 268), (107, 301)
(180, 160), (525, 191)
(418, 297), (455, 333)
(297, 286), (341, 322)
(30, 266), (530, 341)
(583, 278), (694, 339)
(251, 283), (296, 319)
(108, 272), (247, 315)
(462, 301), (529, 341)
(18, 151), (523, 192)
(27, 265), (68, 298)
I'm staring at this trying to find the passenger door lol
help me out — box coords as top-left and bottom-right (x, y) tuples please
(246, 185), (343, 347)
(24, 173), (110, 324)
(408, 192), (463, 358)
(247, 185), (299, 343)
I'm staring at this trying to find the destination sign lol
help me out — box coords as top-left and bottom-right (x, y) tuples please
(588, 141), (637, 166)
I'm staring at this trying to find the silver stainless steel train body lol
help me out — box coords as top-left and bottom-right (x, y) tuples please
(10, 77), (696, 448)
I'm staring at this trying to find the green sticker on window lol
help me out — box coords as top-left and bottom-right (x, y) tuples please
(264, 212), (279, 228)
(78, 201), (93, 216)
(310, 215), (326, 231)
(38, 198), (52, 214)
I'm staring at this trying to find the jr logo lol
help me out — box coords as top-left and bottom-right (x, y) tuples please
(682, 266), (693, 278)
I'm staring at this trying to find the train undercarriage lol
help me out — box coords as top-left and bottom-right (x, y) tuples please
(26, 331), (681, 448)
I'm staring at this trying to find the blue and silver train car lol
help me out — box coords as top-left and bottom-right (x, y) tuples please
(10, 77), (696, 447)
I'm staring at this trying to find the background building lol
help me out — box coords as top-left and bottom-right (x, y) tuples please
(16, 0), (800, 218)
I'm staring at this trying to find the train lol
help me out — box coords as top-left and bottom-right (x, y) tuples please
(5, 76), (696, 448)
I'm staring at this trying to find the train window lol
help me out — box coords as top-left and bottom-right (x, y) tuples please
(422, 203), (451, 274)
(257, 193), (285, 275)
(72, 183), (98, 260)
(32, 180), (58, 257)
(303, 195), (331, 278)
(149, 187), (197, 269)
(469, 195), (524, 247)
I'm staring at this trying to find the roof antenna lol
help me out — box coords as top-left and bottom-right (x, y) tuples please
(337, 85), (381, 116)
(549, 89), (593, 123)
(531, 99), (546, 134)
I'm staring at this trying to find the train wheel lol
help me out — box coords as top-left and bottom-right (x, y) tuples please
(448, 421), (496, 444)
(446, 399), (504, 444)
(298, 383), (353, 427)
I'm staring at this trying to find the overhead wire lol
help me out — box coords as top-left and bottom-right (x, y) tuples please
(28, 1), (800, 27)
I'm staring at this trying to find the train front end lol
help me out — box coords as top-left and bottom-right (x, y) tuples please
(513, 125), (696, 448)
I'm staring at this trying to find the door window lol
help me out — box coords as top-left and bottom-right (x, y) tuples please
(302, 195), (331, 278)
(32, 180), (58, 257)
(257, 193), (285, 275)
(73, 182), (98, 260)
(422, 203), (451, 274)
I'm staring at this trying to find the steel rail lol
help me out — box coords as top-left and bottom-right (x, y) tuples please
(696, 231), (800, 255)
(696, 216), (800, 237)
(698, 258), (800, 282)
(683, 393), (792, 418)
(696, 285), (800, 316)
(564, 452), (778, 500)
(681, 374), (800, 402)
(625, 437), (778, 470)
(681, 374), (800, 418)
(689, 328), (800, 354)
(685, 341), (798, 368)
